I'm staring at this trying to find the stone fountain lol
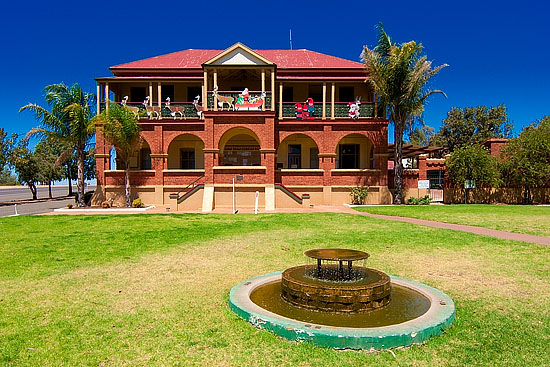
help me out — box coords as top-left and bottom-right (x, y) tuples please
(229, 249), (455, 350)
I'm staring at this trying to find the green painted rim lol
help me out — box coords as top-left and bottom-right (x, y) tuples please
(229, 272), (455, 350)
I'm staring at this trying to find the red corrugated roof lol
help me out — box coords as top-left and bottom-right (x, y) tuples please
(111, 49), (364, 70)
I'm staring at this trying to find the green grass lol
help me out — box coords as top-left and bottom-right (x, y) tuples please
(1, 213), (549, 366)
(354, 204), (550, 237)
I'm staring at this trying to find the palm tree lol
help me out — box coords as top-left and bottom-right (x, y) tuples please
(362, 23), (448, 204)
(20, 83), (95, 207)
(92, 102), (141, 207)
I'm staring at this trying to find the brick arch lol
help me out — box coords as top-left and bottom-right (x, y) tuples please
(278, 131), (321, 150)
(327, 132), (376, 153)
(217, 127), (261, 151)
(163, 131), (206, 154)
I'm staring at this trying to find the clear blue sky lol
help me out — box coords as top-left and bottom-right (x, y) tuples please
(1, 0), (549, 141)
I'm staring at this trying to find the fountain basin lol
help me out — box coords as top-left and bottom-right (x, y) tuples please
(281, 265), (391, 313)
(229, 272), (455, 350)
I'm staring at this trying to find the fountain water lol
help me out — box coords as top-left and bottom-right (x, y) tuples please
(229, 249), (455, 350)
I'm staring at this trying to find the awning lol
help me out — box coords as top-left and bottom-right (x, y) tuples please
(387, 144), (444, 160)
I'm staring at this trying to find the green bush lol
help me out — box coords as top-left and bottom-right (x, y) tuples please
(350, 185), (369, 205)
(406, 195), (431, 205)
(75, 190), (94, 206)
(132, 198), (144, 208)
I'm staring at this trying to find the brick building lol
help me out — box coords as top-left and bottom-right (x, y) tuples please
(93, 43), (426, 210)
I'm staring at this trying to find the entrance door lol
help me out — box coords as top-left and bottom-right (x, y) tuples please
(427, 170), (444, 202)
(288, 144), (301, 169)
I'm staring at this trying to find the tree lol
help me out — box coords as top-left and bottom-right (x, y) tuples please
(446, 145), (500, 203)
(92, 102), (141, 207)
(9, 140), (41, 200)
(500, 116), (550, 204)
(408, 123), (435, 146)
(20, 83), (95, 206)
(0, 128), (17, 170)
(362, 23), (448, 204)
(431, 105), (513, 152)
(34, 139), (64, 199)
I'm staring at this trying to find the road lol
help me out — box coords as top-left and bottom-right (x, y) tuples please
(0, 185), (96, 217)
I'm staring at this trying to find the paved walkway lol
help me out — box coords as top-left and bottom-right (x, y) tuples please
(347, 208), (550, 246)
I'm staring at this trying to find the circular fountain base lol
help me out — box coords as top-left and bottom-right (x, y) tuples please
(229, 272), (455, 350)
(281, 265), (391, 313)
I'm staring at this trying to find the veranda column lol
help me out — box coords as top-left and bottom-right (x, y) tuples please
(279, 83), (283, 119)
(322, 83), (327, 120)
(202, 70), (208, 111)
(96, 83), (101, 115)
(374, 91), (378, 118)
(213, 69), (218, 111)
(148, 82), (153, 105)
(261, 69), (265, 111)
(270, 69), (275, 111)
(157, 82), (162, 119)
(331, 83), (335, 120)
(105, 83), (109, 113)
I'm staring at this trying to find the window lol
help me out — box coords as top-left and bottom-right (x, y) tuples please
(140, 148), (151, 170)
(339, 144), (359, 169)
(162, 85), (174, 102)
(308, 84), (323, 103)
(370, 146), (375, 169)
(310, 147), (319, 169)
(427, 170), (445, 189)
(288, 144), (301, 169)
(283, 87), (294, 102)
(130, 87), (146, 103)
(339, 87), (354, 102)
(187, 87), (201, 102)
(222, 145), (261, 166)
(180, 148), (195, 169)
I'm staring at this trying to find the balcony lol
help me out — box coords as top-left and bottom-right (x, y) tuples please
(207, 90), (272, 110)
(279, 102), (382, 119)
(99, 102), (203, 121)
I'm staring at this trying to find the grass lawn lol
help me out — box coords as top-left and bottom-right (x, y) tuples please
(1, 213), (549, 366)
(354, 204), (550, 237)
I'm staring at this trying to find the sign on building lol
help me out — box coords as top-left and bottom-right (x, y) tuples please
(418, 180), (430, 189)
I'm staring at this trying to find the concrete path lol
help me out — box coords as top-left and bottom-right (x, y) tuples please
(348, 209), (550, 246)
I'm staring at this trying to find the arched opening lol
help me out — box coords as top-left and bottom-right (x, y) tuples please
(133, 140), (151, 170)
(277, 134), (319, 169)
(167, 134), (205, 169)
(335, 134), (374, 169)
(219, 128), (261, 166)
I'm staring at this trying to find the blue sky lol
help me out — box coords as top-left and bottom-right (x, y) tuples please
(1, 0), (549, 141)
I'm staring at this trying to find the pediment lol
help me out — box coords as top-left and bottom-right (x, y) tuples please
(204, 43), (274, 66)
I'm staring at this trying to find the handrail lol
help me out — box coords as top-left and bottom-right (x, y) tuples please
(275, 183), (302, 204)
(169, 173), (205, 200)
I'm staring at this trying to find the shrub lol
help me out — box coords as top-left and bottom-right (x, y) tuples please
(406, 195), (431, 205)
(66, 203), (73, 209)
(350, 185), (369, 205)
(101, 201), (110, 208)
(74, 190), (94, 206)
(132, 198), (144, 208)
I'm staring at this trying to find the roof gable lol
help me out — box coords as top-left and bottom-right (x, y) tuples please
(203, 43), (274, 66)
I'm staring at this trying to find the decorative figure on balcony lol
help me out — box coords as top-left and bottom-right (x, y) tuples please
(212, 86), (235, 111)
(165, 97), (186, 120)
(348, 96), (361, 119)
(121, 96), (140, 117)
(294, 103), (303, 119)
(235, 88), (266, 111)
(143, 96), (161, 120)
(305, 98), (315, 120)
(193, 95), (204, 119)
